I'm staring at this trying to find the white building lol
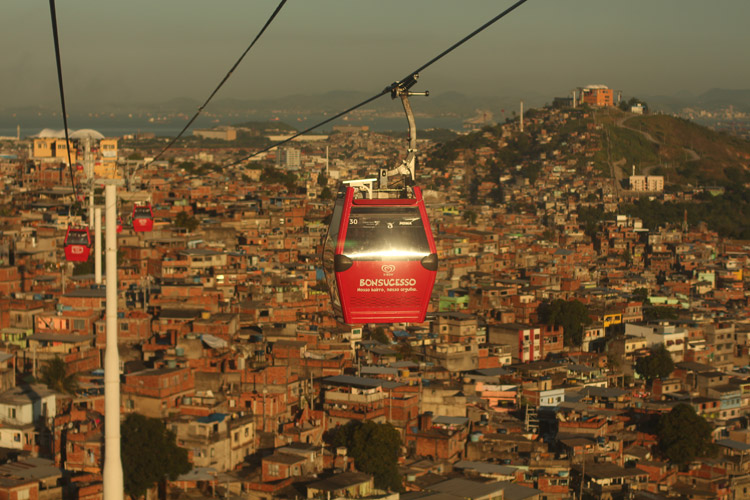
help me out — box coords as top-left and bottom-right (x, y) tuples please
(0, 385), (57, 426)
(629, 175), (664, 192)
(277, 147), (301, 170)
(625, 322), (686, 362)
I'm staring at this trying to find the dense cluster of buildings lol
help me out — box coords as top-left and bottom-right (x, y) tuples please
(0, 101), (749, 500)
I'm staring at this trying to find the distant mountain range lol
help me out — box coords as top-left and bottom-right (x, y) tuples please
(1, 90), (548, 122)
(2, 88), (748, 135)
(641, 88), (750, 114)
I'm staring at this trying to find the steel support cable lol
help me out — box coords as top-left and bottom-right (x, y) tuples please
(148, 0), (288, 166)
(48, 0), (79, 202)
(231, 0), (530, 167)
(224, 91), (389, 168)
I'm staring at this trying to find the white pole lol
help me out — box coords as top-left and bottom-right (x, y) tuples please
(89, 192), (95, 230)
(103, 183), (124, 500)
(520, 100), (524, 133)
(95, 207), (102, 285)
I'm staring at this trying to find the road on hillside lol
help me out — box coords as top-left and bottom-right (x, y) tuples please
(614, 115), (700, 179)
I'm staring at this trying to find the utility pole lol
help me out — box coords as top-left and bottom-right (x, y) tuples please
(102, 180), (124, 500)
(95, 207), (102, 285)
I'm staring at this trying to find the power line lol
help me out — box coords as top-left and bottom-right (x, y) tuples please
(230, 0), (531, 167)
(48, 0), (79, 202)
(147, 0), (288, 167)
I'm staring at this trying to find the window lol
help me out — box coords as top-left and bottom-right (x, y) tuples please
(17, 490), (29, 500)
(8, 408), (15, 419)
(344, 206), (431, 259)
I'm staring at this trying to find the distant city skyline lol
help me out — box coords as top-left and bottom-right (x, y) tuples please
(3, 0), (750, 112)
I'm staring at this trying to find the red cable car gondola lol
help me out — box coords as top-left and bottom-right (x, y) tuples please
(133, 203), (154, 232)
(63, 225), (91, 262)
(322, 74), (437, 324)
(324, 186), (437, 324)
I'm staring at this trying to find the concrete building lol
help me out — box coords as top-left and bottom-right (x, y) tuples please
(629, 175), (664, 192)
(579, 85), (614, 107)
(625, 322), (687, 362)
(193, 127), (237, 141)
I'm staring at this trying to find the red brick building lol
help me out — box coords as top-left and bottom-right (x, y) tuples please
(122, 366), (195, 418)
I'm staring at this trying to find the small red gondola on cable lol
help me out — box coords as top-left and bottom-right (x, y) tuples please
(325, 186), (437, 324)
(323, 74), (437, 324)
(116, 217), (123, 234)
(64, 225), (91, 262)
(132, 202), (154, 232)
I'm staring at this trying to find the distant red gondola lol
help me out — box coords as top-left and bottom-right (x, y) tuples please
(64, 225), (91, 262)
(133, 203), (154, 232)
(323, 186), (437, 324)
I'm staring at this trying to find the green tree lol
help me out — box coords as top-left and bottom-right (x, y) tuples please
(643, 306), (678, 322)
(635, 344), (675, 383)
(366, 327), (390, 345)
(39, 356), (78, 394)
(174, 212), (199, 232)
(632, 287), (649, 303)
(657, 403), (716, 466)
(333, 421), (402, 491)
(397, 340), (416, 361)
(121, 413), (191, 499)
(538, 299), (591, 347)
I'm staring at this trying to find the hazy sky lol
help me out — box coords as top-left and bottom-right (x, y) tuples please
(3, 0), (750, 109)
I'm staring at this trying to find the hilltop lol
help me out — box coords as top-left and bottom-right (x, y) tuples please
(619, 114), (750, 185)
(426, 105), (750, 191)
(420, 104), (750, 238)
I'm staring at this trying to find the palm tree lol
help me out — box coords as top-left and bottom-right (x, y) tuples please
(39, 356), (78, 394)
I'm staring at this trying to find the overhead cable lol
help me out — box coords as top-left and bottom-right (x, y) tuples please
(48, 0), (79, 201)
(148, 0), (288, 166)
(231, 0), (530, 166)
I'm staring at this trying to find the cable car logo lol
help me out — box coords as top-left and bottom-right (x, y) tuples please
(71, 246), (84, 254)
(381, 265), (396, 274)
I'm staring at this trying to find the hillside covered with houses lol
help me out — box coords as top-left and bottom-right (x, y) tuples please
(1, 101), (750, 499)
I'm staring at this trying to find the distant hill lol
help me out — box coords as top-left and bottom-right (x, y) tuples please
(232, 121), (297, 133)
(642, 88), (750, 114)
(621, 114), (750, 185)
(697, 88), (750, 108)
(1, 90), (547, 122)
